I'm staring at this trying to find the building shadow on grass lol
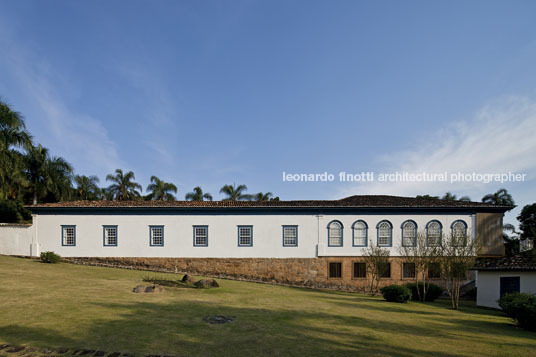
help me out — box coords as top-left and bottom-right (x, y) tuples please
(0, 299), (501, 356)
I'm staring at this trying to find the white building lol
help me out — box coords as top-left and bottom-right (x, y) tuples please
(474, 254), (536, 308)
(0, 195), (512, 290)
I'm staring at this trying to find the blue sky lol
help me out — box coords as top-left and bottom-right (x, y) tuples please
(1, 1), (536, 224)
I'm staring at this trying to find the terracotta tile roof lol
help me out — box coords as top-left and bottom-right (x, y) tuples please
(27, 195), (514, 210)
(473, 253), (536, 271)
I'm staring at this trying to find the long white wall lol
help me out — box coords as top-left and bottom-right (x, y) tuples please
(0, 223), (35, 256)
(27, 212), (474, 258)
(477, 271), (536, 308)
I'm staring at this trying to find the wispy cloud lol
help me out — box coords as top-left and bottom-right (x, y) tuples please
(0, 23), (126, 178)
(339, 96), (536, 199)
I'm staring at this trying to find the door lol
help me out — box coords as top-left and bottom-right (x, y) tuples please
(500, 276), (520, 298)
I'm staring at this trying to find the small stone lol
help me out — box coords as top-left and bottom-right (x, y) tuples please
(133, 285), (146, 293)
(194, 279), (219, 288)
(181, 274), (196, 284)
(203, 315), (235, 324)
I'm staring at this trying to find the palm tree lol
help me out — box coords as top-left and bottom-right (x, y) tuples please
(441, 192), (471, 202)
(252, 192), (273, 201)
(105, 169), (142, 200)
(219, 183), (250, 201)
(0, 99), (32, 200)
(441, 192), (457, 201)
(24, 144), (73, 204)
(74, 175), (101, 200)
(482, 189), (515, 206)
(185, 186), (213, 201)
(146, 176), (177, 201)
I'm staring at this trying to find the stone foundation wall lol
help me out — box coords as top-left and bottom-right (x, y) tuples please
(64, 256), (454, 292)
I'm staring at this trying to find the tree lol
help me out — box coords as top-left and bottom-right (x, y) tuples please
(503, 223), (520, 256)
(398, 231), (440, 301)
(185, 186), (213, 201)
(219, 183), (250, 201)
(482, 188), (515, 206)
(252, 192), (273, 201)
(105, 169), (142, 200)
(0, 99), (32, 200)
(24, 144), (73, 204)
(438, 232), (479, 310)
(74, 175), (101, 200)
(146, 176), (177, 201)
(363, 243), (391, 294)
(441, 192), (471, 201)
(517, 203), (536, 250)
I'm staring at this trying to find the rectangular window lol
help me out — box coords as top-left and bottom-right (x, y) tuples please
(329, 262), (342, 278)
(379, 262), (391, 278)
(353, 262), (366, 278)
(61, 225), (76, 246)
(282, 226), (298, 247)
(193, 226), (208, 247)
(150, 226), (164, 246)
(238, 226), (253, 247)
(103, 226), (117, 246)
(428, 263), (441, 279)
(403, 263), (416, 279)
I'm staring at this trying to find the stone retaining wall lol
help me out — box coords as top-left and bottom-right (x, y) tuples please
(64, 256), (448, 292)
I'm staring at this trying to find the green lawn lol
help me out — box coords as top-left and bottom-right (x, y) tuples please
(0, 256), (534, 356)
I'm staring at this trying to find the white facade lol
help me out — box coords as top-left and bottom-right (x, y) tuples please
(476, 271), (536, 309)
(17, 211), (475, 258)
(0, 223), (36, 256)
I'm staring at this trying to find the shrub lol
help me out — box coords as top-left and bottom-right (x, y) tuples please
(404, 282), (444, 302)
(498, 293), (536, 331)
(380, 285), (412, 303)
(40, 251), (61, 264)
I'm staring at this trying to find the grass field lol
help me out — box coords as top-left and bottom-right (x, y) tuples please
(0, 255), (534, 356)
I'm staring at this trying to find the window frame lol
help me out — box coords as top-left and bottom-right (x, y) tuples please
(376, 220), (393, 247)
(379, 262), (391, 278)
(328, 262), (342, 279)
(193, 225), (209, 247)
(352, 220), (368, 247)
(103, 225), (118, 247)
(428, 262), (441, 279)
(61, 225), (76, 247)
(237, 225), (253, 247)
(402, 262), (416, 279)
(401, 220), (417, 247)
(353, 262), (367, 279)
(282, 225), (298, 247)
(149, 225), (164, 247)
(327, 220), (344, 247)
(451, 220), (468, 247)
(426, 220), (443, 247)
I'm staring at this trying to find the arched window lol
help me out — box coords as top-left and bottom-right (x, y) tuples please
(376, 220), (392, 247)
(426, 220), (442, 247)
(401, 220), (417, 247)
(328, 221), (343, 247)
(451, 220), (468, 246)
(352, 220), (368, 247)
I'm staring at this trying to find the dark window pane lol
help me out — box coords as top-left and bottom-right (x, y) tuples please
(428, 263), (441, 279)
(329, 262), (342, 278)
(403, 263), (416, 278)
(378, 263), (391, 278)
(353, 262), (366, 278)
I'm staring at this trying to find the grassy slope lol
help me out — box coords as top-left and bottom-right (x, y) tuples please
(0, 255), (534, 356)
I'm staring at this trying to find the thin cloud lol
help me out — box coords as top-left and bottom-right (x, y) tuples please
(339, 96), (536, 199)
(0, 34), (126, 178)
